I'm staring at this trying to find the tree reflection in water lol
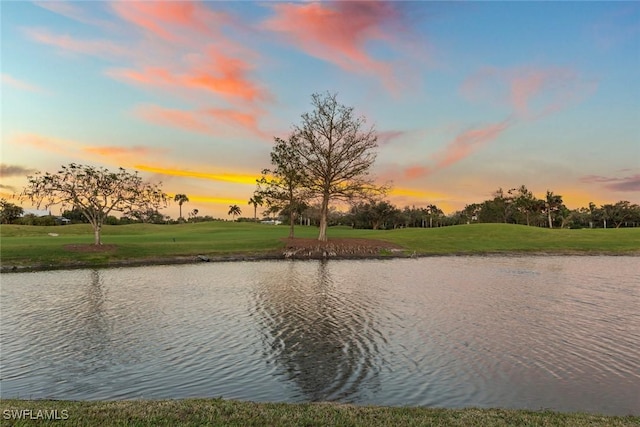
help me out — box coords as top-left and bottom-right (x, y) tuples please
(253, 260), (383, 402)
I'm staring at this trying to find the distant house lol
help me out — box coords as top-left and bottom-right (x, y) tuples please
(56, 217), (71, 225)
(260, 219), (282, 225)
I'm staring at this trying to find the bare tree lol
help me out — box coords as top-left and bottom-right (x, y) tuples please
(292, 92), (387, 241)
(20, 163), (168, 244)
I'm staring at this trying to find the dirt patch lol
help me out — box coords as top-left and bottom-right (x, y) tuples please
(63, 244), (118, 253)
(281, 237), (404, 259)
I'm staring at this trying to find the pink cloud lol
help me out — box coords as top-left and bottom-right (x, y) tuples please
(111, 1), (208, 41)
(185, 50), (268, 102)
(110, 1), (227, 43)
(1, 73), (47, 93)
(83, 145), (165, 159)
(107, 67), (176, 86)
(434, 121), (510, 169)
(34, 1), (115, 30)
(27, 3), (268, 106)
(135, 105), (210, 134)
(460, 66), (597, 120)
(580, 174), (640, 192)
(404, 165), (432, 180)
(135, 104), (265, 138)
(262, 1), (407, 90)
(109, 54), (268, 103)
(109, 48), (269, 103)
(202, 108), (264, 137)
(378, 130), (406, 146)
(13, 133), (76, 154)
(23, 27), (129, 57)
(404, 120), (511, 180)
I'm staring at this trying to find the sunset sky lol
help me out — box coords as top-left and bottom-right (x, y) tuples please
(2, 1), (638, 219)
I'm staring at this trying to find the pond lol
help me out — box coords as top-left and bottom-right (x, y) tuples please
(1, 256), (638, 415)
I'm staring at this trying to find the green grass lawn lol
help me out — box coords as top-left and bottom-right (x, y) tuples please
(1, 222), (638, 269)
(1, 399), (637, 427)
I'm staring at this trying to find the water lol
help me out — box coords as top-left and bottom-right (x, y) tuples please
(1, 256), (638, 415)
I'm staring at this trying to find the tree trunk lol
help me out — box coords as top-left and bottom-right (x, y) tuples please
(289, 211), (295, 238)
(318, 193), (329, 241)
(548, 211), (553, 229)
(93, 224), (102, 245)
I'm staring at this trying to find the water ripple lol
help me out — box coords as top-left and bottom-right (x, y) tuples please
(1, 257), (638, 414)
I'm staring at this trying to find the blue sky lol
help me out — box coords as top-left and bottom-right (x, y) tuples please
(2, 1), (638, 219)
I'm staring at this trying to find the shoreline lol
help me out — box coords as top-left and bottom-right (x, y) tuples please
(1, 398), (637, 426)
(2, 248), (639, 273)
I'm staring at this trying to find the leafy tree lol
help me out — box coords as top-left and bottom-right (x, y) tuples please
(543, 190), (564, 228)
(247, 194), (264, 222)
(349, 200), (397, 229)
(20, 163), (168, 244)
(462, 203), (482, 223)
(61, 207), (90, 223)
(174, 194), (189, 221)
(425, 204), (444, 228)
(509, 185), (541, 226)
(256, 135), (308, 238)
(0, 198), (24, 224)
(131, 209), (166, 224)
(601, 201), (640, 228)
(290, 92), (387, 241)
(228, 204), (242, 221)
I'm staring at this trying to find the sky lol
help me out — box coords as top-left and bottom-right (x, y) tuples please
(2, 1), (639, 219)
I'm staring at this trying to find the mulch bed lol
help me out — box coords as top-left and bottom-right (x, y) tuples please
(281, 237), (404, 259)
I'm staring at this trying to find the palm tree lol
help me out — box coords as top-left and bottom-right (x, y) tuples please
(174, 194), (189, 221)
(228, 204), (242, 221)
(544, 190), (563, 229)
(248, 195), (264, 221)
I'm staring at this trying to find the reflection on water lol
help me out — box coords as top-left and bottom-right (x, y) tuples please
(253, 261), (382, 401)
(1, 256), (639, 415)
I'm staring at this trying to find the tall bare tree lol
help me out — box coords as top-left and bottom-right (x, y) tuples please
(291, 92), (387, 241)
(20, 163), (168, 244)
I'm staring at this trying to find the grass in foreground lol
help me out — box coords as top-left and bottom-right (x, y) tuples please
(1, 399), (638, 427)
(1, 222), (638, 269)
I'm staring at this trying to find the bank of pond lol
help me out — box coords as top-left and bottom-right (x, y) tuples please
(2, 399), (638, 427)
(0, 223), (638, 271)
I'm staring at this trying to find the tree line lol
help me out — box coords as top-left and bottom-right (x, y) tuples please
(2, 93), (637, 246)
(283, 189), (638, 230)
